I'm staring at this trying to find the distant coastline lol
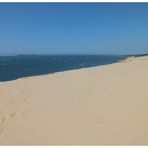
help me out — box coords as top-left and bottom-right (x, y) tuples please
(119, 53), (148, 61)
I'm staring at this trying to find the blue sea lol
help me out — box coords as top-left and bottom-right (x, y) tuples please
(0, 55), (124, 82)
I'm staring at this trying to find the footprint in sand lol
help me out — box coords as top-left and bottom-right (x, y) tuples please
(0, 112), (2, 117)
(26, 102), (31, 105)
(9, 99), (14, 104)
(9, 112), (17, 118)
(1, 115), (6, 124)
(22, 98), (31, 106)
(21, 111), (28, 116)
(20, 90), (25, 97)
(20, 88), (32, 99)
(25, 86), (33, 95)
(0, 129), (4, 135)
(22, 99), (27, 103)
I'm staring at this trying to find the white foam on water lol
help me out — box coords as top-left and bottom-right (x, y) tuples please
(80, 63), (86, 66)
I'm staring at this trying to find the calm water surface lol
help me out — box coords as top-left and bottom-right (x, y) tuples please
(0, 55), (124, 82)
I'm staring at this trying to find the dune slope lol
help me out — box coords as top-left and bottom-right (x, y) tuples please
(0, 56), (148, 145)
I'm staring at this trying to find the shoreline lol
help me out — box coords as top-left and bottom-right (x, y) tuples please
(0, 55), (122, 82)
(0, 55), (148, 145)
(1, 54), (148, 83)
(0, 55), (125, 83)
(0, 54), (142, 83)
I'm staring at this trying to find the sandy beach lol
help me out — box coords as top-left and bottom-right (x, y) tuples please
(0, 55), (148, 145)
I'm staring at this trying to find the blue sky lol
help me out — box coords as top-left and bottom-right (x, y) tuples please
(0, 3), (148, 55)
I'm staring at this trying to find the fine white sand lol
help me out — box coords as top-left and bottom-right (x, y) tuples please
(0, 55), (148, 145)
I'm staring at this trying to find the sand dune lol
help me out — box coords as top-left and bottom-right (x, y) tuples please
(0, 56), (148, 145)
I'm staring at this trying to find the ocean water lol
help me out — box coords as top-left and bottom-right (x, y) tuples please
(0, 55), (124, 82)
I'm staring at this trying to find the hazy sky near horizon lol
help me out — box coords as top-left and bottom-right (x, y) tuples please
(0, 3), (148, 55)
